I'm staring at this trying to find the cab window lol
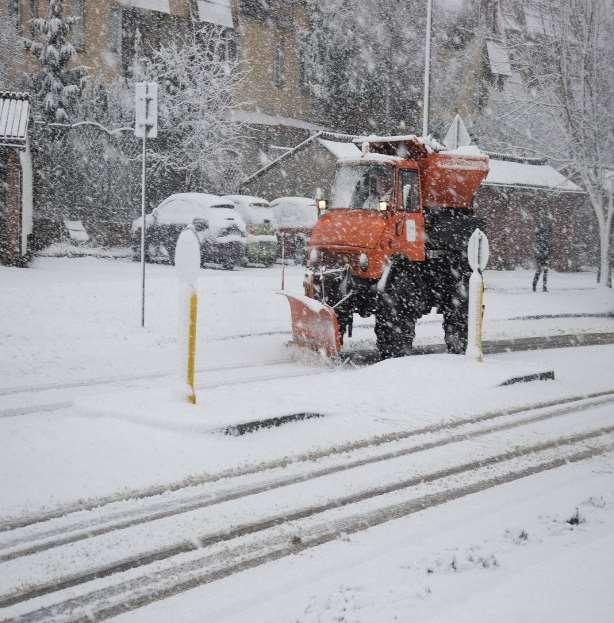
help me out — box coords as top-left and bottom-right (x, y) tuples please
(400, 170), (421, 212)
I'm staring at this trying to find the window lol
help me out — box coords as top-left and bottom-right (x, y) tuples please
(72, 0), (85, 51)
(9, 0), (21, 32)
(110, 8), (122, 56)
(400, 170), (420, 213)
(217, 29), (238, 64)
(331, 164), (394, 211)
(272, 43), (285, 87)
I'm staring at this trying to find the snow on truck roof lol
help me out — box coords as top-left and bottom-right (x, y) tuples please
(354, 134), (447, 155)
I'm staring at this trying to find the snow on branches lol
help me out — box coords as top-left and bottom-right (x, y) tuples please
(145, 26), (246, 192)
(24, 0), (81, 122)
(476, 0), (614, 285)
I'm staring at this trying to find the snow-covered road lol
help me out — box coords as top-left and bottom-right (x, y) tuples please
(1, 257), (613, 621)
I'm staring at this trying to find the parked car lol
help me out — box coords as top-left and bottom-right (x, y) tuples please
(131, 193), (247, 269)
(270, 196), (318, 264)
(222, 195), (278, 266)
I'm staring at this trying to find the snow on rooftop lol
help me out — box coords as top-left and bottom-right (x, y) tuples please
(485, 159), (582, 192)
(486, 40), (512, 77)
(196, 0), (233, 28)
(318, 139), (361, 160)
(118, 0), (170, 13)
(229, 110), (328, 133)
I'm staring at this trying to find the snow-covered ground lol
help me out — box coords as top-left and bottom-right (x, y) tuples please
(1, 257), (613, 621)
(116, 453), (614, 623)
(1, 257), (613, 389)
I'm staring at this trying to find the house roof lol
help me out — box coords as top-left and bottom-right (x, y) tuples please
(117, 0), (170, 13)
(0, 92), (30, 148)
(229, 109), (329, 133)
(486, 40), (512, 77)
(484, 159), (583, 193)
(318, 138), (361, 160)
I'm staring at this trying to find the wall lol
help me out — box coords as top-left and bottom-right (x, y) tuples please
(475, 186), (591, 271)
(235, 1), (316, 123)
(242, 143), (337, 201)
(0, 150), (23, 265)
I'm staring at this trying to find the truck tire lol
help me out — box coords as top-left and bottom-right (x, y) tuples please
(375, 267), (417, 358)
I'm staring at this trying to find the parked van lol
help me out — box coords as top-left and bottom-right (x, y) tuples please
(223, 195), (278, 266)
(271, 196), (318, 264)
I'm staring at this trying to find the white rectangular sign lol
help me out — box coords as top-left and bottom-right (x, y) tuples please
(135, 82), (158, 139)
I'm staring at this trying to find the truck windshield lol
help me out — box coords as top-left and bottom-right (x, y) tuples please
(331, 164), (394, 210)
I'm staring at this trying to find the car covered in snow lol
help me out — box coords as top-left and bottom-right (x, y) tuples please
(270, 196), (318, 264)
(222, 195), (278, 266)
(131, 193), (247, 269)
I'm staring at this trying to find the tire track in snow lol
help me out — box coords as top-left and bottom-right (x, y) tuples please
(2, 330), (613, 398)
(2, 331), (614, 420)
(2, 428), (613, 620)
(1, 391), (613, 561)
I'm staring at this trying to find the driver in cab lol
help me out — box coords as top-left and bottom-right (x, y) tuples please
(361, 171), (392, 210)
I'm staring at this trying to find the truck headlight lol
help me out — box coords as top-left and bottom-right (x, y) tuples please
(359, 253), (369, 271)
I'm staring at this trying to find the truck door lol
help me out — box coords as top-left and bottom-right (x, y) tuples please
(392, 169), (425, 262)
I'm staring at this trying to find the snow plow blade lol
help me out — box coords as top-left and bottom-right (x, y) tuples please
(282, 293), (341, 358)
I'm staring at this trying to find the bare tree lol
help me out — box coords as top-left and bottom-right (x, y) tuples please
(477, 0), (614, 285)
(145, 26), (246, 192)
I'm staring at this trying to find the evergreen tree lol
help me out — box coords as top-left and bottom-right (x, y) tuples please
(24, 0), (81, 122)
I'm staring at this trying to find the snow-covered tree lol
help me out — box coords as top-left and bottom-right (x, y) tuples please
(144, 26), (246, 192)
(303, 0), (427, 134)
(24, 0), (81, 122)
(475, 0), (614, 285)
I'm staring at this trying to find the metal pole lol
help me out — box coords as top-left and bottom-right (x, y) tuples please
(140, 131), (147, 327)
(422, 0), (433, 138)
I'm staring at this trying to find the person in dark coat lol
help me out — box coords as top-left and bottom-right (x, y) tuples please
(532, 215), (553, 292)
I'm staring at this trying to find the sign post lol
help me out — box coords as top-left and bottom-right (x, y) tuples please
(466, 228), (490, 361)
(175, 226), (201, 405)
(135, 82), (158, 327)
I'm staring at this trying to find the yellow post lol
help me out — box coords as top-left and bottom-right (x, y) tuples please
(476, 276), (485, 360)
(187, 291), (198, 404)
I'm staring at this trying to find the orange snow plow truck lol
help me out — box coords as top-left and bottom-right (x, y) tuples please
(284, 135), (489, 358)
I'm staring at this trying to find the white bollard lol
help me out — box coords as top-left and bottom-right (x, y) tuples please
(465, 229), (490, 362)
(175, 226), (201, 404)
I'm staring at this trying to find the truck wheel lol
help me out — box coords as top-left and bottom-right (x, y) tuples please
(375, 268), (416, 358)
